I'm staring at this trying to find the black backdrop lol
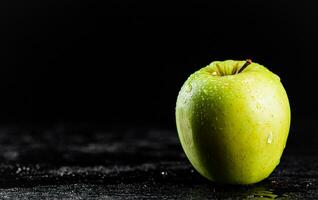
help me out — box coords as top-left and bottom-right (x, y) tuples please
(0, 1), (317, 128)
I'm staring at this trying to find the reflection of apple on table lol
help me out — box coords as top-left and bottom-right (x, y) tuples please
(176, 60), (290, 185)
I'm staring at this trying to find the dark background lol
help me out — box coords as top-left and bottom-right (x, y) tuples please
(0, 1), (317, 128)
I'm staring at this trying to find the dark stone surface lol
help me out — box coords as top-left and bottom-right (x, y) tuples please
(0, 121), (317, 199)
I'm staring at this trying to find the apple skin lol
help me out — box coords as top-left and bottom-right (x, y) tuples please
(176, 60), (290, 185)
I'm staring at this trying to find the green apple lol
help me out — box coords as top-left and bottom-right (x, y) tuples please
(176, 60), (290, 185)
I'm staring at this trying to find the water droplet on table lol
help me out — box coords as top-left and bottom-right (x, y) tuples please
(16, 167), (22, 174)
(161, 171), (168, 176)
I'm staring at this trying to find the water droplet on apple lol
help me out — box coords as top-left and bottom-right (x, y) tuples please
(183, 98), (187, 104)
(267, 132), (273, 144)
(274, 74), (281, 81)
(185, 84), (192, 93)
(203, 89), (208, 95)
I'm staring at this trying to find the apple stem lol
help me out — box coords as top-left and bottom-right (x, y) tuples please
(237, 59), (252, 73)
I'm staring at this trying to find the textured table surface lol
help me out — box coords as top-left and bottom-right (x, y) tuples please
(0, 121), (317, 199)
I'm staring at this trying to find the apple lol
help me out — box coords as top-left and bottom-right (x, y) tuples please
(176, 59), (290, 185)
